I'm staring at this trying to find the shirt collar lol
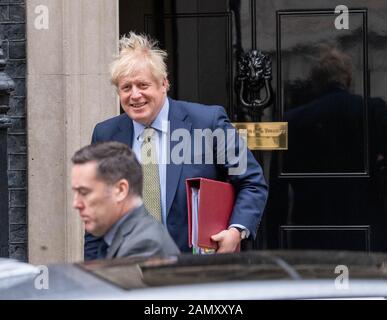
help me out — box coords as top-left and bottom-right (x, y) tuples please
(133, 98), (169, 142)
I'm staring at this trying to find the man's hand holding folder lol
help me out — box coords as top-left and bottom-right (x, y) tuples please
(210, 228), (241, 253)
(186, 178), (245, 253)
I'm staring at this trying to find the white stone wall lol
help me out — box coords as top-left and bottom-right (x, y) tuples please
(27, 0), (119, 264)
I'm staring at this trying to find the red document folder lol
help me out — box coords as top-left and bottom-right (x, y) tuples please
(186, 178), (235, 250)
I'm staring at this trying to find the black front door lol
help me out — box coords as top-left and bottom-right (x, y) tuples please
(119, 0), (387, 252)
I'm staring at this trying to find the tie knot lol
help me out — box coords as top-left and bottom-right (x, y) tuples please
(143, 127), (156, 143)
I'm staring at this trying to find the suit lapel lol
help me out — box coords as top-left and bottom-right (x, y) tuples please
(106, 206), (144, 258)
(166, 99), (192, 217)
(106, 231), (124, 259)
(114, 114), (134, 147)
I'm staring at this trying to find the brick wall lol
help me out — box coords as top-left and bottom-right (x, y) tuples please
(1, 0), (27, 261)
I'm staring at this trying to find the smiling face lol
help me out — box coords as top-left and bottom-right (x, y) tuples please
(71, 162), (121, 237)
(118, 66), (168, 127)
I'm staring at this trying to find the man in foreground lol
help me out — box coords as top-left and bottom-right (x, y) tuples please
(71, 141), (180, 259)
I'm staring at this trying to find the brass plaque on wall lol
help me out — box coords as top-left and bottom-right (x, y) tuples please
(232, 122), (288, 150)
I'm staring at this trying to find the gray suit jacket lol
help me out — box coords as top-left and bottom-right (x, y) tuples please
(106, 205), (180, 259)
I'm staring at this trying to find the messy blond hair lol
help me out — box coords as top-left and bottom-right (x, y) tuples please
(110, 32), (169, 90)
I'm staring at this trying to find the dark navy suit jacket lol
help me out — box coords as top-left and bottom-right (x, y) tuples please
(84, 98), (268, 259)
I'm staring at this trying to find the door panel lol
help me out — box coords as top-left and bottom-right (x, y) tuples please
(145, 12), (233, 110)
(280, 226), (371, 251)
(278, 10), (367, 176)
(119, 0), (387, 252)
(259, 1), (387, 252)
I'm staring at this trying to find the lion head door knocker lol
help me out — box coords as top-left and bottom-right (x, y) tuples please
(236, 50), (273, 113)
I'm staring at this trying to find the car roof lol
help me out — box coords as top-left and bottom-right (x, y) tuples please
(2, 250), (387, 299)
(79, 250), (387, 289)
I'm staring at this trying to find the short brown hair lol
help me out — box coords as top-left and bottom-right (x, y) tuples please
(71, 142), (142, 197)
